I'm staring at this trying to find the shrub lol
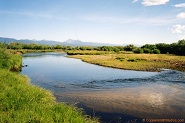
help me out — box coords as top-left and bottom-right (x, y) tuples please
(143, 48), (153, 53)
(133, 48), (143, 54)
(124, 45), (137, 51)
(153, 49), (160, 54)
(141, 44), (156, 50)
(113, 47), (120, 53)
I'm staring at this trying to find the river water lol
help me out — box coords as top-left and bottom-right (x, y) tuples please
(21, 52), (185, 123)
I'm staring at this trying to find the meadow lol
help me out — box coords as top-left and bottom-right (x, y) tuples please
(68, 50), (185, 72)
(0, 48), (98, 123)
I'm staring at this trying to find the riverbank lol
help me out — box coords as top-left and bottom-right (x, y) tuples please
(9, 49), (65, 54)
(0, 49), (98, 123)
(68, 50), (185, 72)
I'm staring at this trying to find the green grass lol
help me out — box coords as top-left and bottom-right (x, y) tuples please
(0, 49), (98, 123)
(8, 49), (64, 54)
(67, 50), (114, 55)
(68, 50), (185, 72)
(0, 49), (22, 71)
(0, 69), (97, 123)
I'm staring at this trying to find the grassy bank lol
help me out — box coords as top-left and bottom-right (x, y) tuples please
(0, 49), (97, 123)
(8, 49), (64, 54)
(68, 50), (185, 72)
(0, 49), (22, 71)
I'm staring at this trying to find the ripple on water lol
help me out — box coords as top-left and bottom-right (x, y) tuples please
(21, 53), (185, 122)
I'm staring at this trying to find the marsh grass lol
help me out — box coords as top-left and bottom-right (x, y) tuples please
(8, 49), (64, 54)
(0, 48), (22, 71)
(67, 50), (114, 55)
(68, 51), (185, 72)
(0, 49), (98, 123)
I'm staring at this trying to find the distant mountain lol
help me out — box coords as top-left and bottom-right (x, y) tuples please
(62, 39), (116, 46)
(0, 37), (117, 46)
(0, 37), (63, 45)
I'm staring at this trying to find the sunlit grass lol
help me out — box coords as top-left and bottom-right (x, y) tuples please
(67, 50), (114, 55)
(0, 69), (98, 123)
(0, 48), (22, 71)
(0, 49), (98, 123)
(68, 51), (185, 72)
(8, 49), (64, 54)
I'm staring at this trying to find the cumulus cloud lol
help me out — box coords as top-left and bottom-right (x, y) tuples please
(177, 12), (185, 19)
(174, 3), (185, 8)
(142, 0), (169, 6)
(172, 25), (185, 33)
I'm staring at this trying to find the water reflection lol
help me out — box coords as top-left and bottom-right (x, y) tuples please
(144, 92), (164, 106)
(21, 53), (185, 122)
(58, 83), (185, 119)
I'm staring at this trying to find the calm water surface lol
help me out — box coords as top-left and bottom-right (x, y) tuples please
(21, 53), (185, 123)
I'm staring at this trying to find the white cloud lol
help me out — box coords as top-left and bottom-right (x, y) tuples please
(177, 12), (185, 19)
(172, 25), (185, 33)
(174, 3), (185, 8)
(142, 0), (169, 6)
(132, 0), (139, 3)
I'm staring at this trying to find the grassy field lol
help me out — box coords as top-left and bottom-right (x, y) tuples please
(0, 49), (98, 123)
(68, 50), (185, 72)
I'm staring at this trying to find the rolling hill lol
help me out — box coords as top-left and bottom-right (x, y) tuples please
(0, 37), (116, 46)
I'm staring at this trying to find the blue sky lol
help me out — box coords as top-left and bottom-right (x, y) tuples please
(0, 0), (185, 45)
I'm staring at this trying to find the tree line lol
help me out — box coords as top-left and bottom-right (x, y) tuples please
(0, 39), (185, 56)
(96, 40), (185, 56)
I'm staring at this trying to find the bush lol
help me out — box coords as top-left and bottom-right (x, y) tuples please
(141, 44), (156, 50)
(133, 48), (143, 54)
(124, 45), (137, 51)
(113, 47), (120, 53)
(143, 48), (153, 53)
(153, 49), (160, 54)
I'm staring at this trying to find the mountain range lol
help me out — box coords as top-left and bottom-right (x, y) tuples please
(0, 37), (117, 46)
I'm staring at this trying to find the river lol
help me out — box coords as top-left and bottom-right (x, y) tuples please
(21, 52), (185, 123)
